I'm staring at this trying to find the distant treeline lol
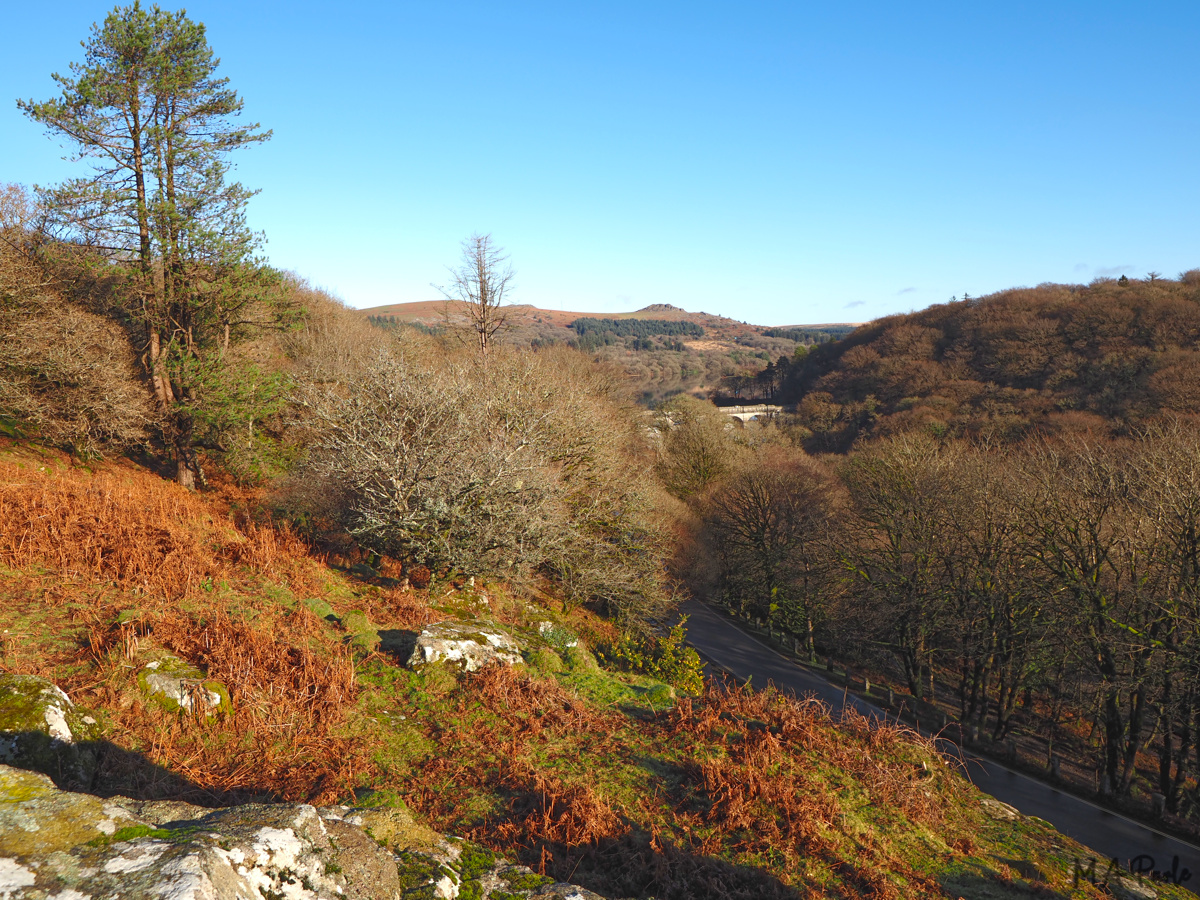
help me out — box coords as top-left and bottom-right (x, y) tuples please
(366, 315), (440, 335)
(762, 325), (856, 344)
(571, 318), (705, 339)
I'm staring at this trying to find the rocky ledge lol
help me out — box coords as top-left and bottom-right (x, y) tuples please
(0, 765), (604, 900)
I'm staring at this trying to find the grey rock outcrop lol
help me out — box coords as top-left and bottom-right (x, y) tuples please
(137, 656), (229, 716)
(406, 623), (522, 672)
(0, 675), (99, 788)
(0, 765), (605, 899)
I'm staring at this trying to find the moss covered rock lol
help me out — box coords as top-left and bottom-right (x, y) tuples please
(342, 609), (383, 654)
(523, 647), (565, 673)
(406, 623), (522, 672)
(0, 765), (608, 899)
(643, 682), (676, 707)
(562, 645), (600, 674)
(0, 675), (99, 788)
(303, 596), (338, 622)
(137, 655), (230, 716)
(0, 765), (143, 856)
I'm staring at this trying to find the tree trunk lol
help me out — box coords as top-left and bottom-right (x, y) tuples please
(1101, 686), (1124, 796)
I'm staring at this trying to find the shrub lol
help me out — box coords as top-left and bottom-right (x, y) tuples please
(0, 219), (154, 456)
(596, 619), (704, 694)
(290, 341), (674, 624)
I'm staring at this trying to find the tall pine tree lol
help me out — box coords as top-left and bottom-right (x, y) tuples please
(20, 2), (273, 487)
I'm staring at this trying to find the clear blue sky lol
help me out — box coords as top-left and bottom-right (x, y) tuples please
(4, 1), (1199, 325)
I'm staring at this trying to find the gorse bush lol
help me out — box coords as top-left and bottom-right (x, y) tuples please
(596, 618), (704, 694)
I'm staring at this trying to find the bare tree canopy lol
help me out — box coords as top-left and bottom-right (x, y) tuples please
(436, 232), (514, 357)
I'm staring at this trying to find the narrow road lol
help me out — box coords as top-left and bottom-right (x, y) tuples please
(682, 599), (1200, 890)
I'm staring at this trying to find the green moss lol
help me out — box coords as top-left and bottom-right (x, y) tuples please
(395, 851), (440, 888)
(395, 851), (462, 898)
(454, 842), (495, 880)
(342, 609), (381, 654)
(499, 867), (552, 891)
(523, 646), (564, 673)
(87, 823), (200, 848)
(303, 597), (337, 621)
(0, 678), (50, 733)
(562, 645), (600, 673)
(260, 581), (297, 608)
(89, 824), (170, 846)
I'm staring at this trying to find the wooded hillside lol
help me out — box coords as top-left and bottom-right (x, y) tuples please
(779, 274), (1200, 450)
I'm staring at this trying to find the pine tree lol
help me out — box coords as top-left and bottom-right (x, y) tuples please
(20, 2), (273, 487)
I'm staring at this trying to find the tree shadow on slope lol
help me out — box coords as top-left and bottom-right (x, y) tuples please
(531, 829), (804, 900)
(2, 731), (261, 807)
(939, 856), (1077, 899)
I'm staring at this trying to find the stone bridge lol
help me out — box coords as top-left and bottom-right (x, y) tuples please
(723, 404), (782, 423)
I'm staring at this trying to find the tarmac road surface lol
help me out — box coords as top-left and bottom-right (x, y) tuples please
(681, 599), (1200, 892)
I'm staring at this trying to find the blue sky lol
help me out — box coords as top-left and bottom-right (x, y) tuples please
(4, 2), (1199, 325)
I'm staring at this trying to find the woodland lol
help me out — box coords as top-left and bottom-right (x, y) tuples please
(663, 276), (1200, 827)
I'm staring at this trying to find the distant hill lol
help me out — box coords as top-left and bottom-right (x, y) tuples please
(779, 274), (1200, 451)
(358, 300), (858, 404)
(356, 299), (804, 336)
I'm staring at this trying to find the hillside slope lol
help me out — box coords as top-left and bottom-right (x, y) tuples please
(781, 274), (1200, 450)
(0, 444), (1181, 899)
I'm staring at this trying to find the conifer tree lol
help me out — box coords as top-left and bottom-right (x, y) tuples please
(20, 2), (273, 486)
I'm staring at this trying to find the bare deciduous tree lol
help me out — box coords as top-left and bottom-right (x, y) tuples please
(700, 446), (840, 654)
(654, 395), (742, 501)
(287, 338), (673, 624)
(436, 233), (514, 358)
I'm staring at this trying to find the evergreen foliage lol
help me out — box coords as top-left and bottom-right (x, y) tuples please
(761, 325), (855, 343)
(570, 317), (705, 339)
(18, 2), (281, 486)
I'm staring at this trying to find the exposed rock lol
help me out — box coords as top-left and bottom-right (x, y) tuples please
(0, 764), (606, 899)
(0, 675), (99, 788)
(406, 623), (522, 672)
(532, 886), (606, 899)
(1111, 876), (1158, 900)
(979, 797), (1020, 821)
(537, 622), (578, 650)
(137, 657), (229, 716)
